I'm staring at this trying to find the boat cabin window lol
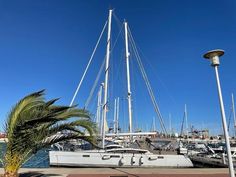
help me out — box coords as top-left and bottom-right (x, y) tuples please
(82, 155), (90, 157)
(107, 149), (148, 154)
(105, 145), (122, 150)
(110, 155), (120, 158)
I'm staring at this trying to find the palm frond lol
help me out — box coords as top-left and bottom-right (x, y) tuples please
(3, 90), (97, 173)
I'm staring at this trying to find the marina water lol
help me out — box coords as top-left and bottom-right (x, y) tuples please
(0, 143), (49, 168)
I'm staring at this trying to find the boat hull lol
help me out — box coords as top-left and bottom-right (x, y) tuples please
(49, 151), (193, 167)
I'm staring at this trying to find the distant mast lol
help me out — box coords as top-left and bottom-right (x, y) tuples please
(232, 93), (236, 137)
(124, 21), (133, 136)
(169, 113), (172, 136)
(185, 104), (188, 137)
(116, 97), (120, 135)
(102, 9), (112, 149)
(117, 97), (120, 134)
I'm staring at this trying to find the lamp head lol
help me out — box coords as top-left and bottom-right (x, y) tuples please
(203, 49), (224, 66)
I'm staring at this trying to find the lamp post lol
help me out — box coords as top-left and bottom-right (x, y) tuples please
(203, 49), (235, 177)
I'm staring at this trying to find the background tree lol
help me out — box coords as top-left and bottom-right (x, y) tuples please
(3, 90), (97, 177)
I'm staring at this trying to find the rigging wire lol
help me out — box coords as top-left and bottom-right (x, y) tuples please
(105, 21), (124, 124)
(136, 46), (178, 108)
(113, 13), (123, 30)
(70, 20), (108, 107)
(109, 14), (124, 99)
(129, 51), (141, 131)
(129, 42), (154, 132)
(84, 58), (105, 109)
(127, 26), (168, 135)
(227, 106), (233, 133)
(112, 12), (124, 85)
(84, 18), (124, 111)
(108, 29), (115, 126)
(130, 53), (136, 131)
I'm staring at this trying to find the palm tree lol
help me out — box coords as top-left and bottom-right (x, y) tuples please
(2, 90), (97, 177)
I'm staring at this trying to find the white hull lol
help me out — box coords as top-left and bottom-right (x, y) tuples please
(49, 150), (193, 167)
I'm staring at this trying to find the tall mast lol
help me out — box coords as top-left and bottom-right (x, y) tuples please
(113, 98), (117, 133)
(116, 97), (120, 135)
(124, 21), (133, 135)
(185, 104), (188, 137)
(232, 93), (236, 137)
(102, 9), (112, 149)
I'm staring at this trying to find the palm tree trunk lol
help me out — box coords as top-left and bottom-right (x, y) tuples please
(3, 171), (18, 177)
(3, 153), (21, 177)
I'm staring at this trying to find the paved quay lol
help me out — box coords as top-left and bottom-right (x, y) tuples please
(0, 168), (230, 177)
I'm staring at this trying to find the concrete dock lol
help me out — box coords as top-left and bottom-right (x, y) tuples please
(0, 168), (230, 177)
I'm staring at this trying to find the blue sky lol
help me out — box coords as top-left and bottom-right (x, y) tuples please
(0, 0), (236, 135)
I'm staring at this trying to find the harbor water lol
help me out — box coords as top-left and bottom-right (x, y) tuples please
(0, 143), (49, 168)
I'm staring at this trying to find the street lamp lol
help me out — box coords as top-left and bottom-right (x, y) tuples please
(203, 49), (235, 177)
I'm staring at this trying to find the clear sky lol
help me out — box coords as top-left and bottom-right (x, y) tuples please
(0, 0), (236, 135)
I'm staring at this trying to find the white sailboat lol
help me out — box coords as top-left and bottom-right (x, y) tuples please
(49, 9), (193, 168)
(50, 148), (192, 167)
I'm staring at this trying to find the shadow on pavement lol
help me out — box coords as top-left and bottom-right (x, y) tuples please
(111, 168), (139, 177)
(20, 172), (61, 177)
